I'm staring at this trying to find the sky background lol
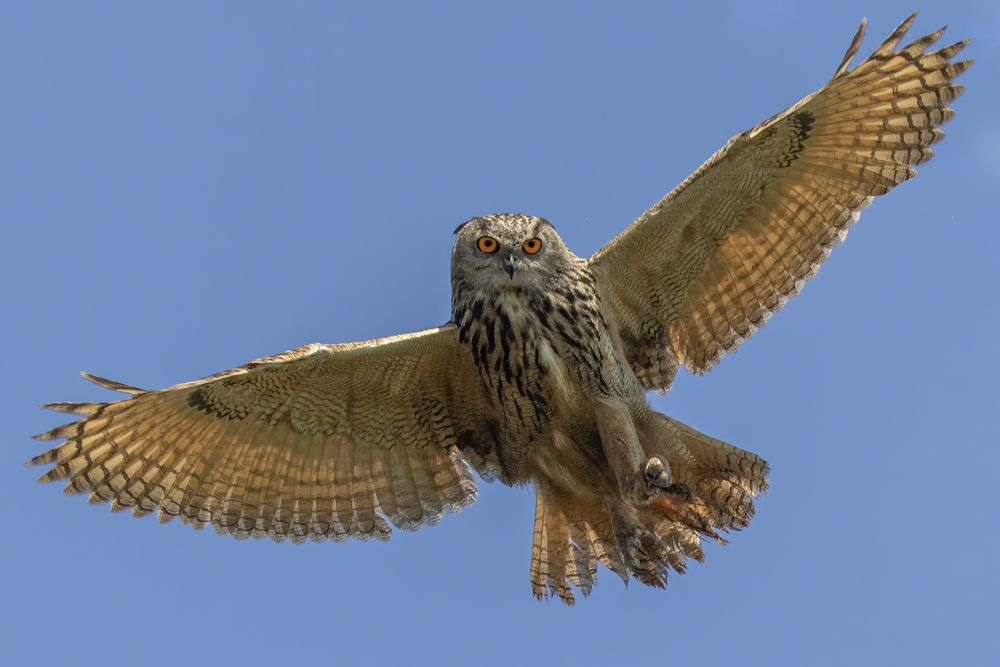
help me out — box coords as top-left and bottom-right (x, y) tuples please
(3, 2), (997, 665)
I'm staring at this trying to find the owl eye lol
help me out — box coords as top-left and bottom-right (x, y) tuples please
(523, 238), (542, 254)
(477, 236), (498, 253)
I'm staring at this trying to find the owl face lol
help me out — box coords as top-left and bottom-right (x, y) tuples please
(451, 213), (576, 295)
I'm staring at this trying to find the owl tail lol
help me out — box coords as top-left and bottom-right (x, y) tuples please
(529, 489), (627, 605)
(529, 414), (768, 603)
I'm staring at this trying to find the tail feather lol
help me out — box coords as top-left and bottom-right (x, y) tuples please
(530, 492), (584, 604)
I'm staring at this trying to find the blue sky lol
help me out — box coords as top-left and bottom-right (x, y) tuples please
(3, 2), (997, 665)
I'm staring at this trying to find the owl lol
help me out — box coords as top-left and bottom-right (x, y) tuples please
(27, 13), (971, 604)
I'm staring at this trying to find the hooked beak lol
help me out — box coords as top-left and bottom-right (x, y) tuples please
(502, 254), (516, 279)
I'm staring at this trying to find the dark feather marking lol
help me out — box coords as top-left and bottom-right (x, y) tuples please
(485, 317), (496, 354)
(776, 110), (815, 167)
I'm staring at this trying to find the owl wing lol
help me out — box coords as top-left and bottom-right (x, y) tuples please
(27, 325), (498, 543)
(588, 13), (972, 390)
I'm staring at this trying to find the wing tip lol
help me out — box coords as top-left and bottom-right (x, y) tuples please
(81, 371), (146, 395)
(833, 11), (940, 81)
(880, 10), (921, 52)
(831, 16), (868, 80)
(38, 401), (102, 415)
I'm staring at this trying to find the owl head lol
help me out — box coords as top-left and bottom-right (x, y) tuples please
(450, 213), (579, 297)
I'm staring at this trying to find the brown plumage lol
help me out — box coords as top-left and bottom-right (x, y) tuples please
(28, 13), (971, 604)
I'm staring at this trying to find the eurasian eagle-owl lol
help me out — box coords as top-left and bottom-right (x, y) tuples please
(28, 13), (971, 604)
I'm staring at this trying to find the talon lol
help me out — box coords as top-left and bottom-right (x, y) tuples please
(623, 533), (642, 571)
(610, 508), (645, 572)
(662, 482), (692, 503)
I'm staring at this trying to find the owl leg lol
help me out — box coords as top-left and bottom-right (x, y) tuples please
(593, 399), (673, 506)
(593, 399), (681, 575)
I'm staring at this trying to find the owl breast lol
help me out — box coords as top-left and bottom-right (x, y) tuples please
(453, 265), (642, 482)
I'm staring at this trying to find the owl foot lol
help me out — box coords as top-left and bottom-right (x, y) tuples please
(631, 455), (677, 506)
(610, 509), (646, 572)
(619, 457), (676, 507)
(644, 456), (673, 490)
(610, 508), (667, 585)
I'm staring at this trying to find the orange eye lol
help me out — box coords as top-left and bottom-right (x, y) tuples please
(477, 236), (498, 253)
(523, 238), (542, 254)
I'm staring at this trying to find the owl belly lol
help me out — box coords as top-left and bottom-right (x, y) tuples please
(519, 319), (650, 501)
(457, 284), (644, 485)
(528, 333), (649, 502)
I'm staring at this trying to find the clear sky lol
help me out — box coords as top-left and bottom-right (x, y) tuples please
(3, 2), (997, 665)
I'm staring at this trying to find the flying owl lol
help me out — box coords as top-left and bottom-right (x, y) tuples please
(28, 13), (971, 604)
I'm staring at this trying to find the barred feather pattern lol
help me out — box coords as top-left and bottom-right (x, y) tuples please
(590, 11), (973, 387)
(29, 331), (485, 544)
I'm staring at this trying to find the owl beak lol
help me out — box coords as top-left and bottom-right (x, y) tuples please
(503, 254), (516, 279)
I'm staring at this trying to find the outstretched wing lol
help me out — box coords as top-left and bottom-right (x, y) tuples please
(589, 13), (972, 390)
(27, 325), (498, 543)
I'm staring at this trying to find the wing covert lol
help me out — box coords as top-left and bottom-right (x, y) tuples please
(28, 325), (497, 543)
(589, 13), (972, 389)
